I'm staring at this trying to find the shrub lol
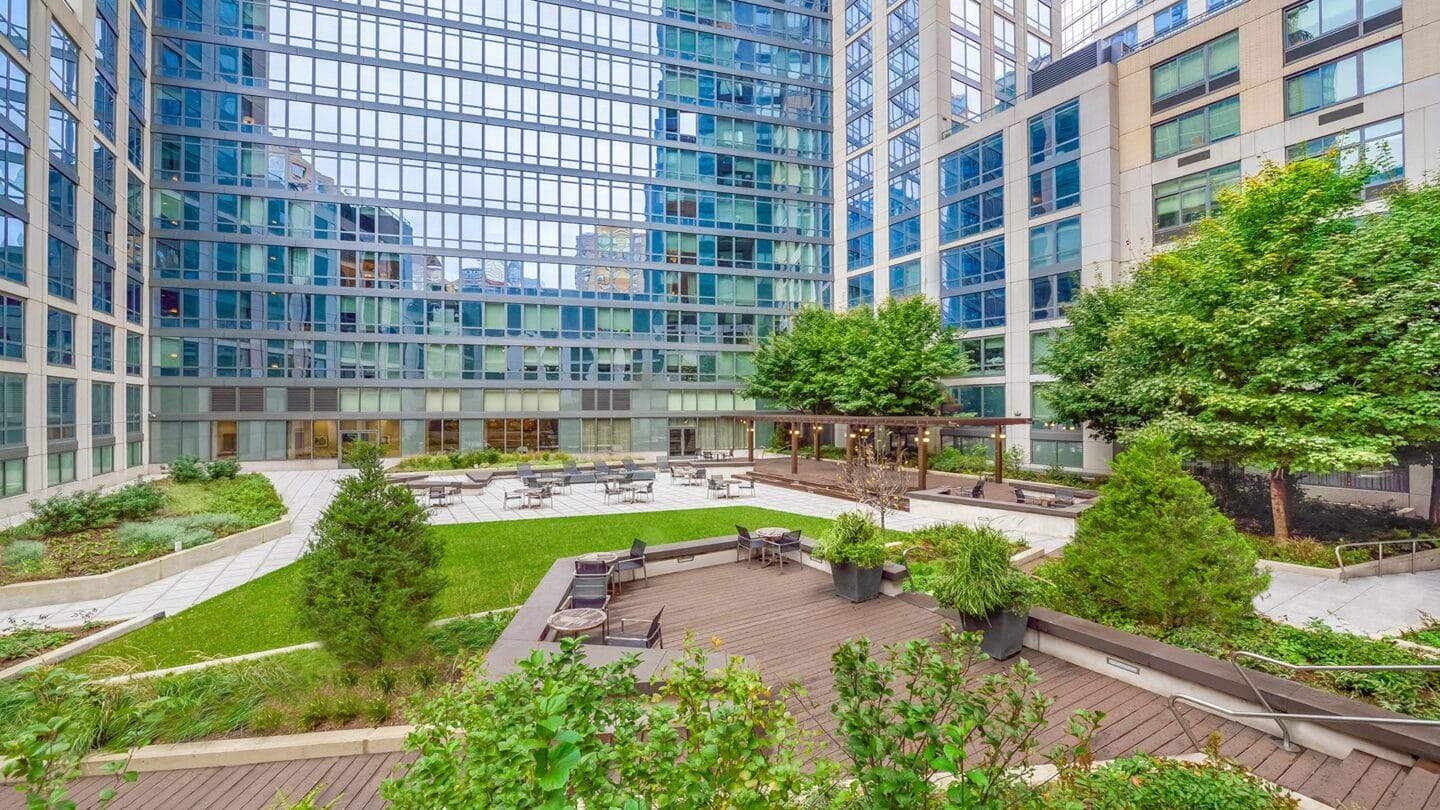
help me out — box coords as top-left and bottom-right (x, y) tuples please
(116, 520), (211, 554)
(928, 445), (990, 475)
(921, 523), (1032, 618)
(249, 706), (287, 735)
(103, 481), (166, 521)
(813, 510), (887, 568)
(1026, 748), (1297, 809)
(297, 695), (333, 731)
(1048, 428), (1269, 630)
(28, 490), (108, 534)
(205, 458), (241, 480)
(168, 455), (206, 484)
(1244, 533), (1371, 569)
(213, 475), (287, 525)
(297, 441), (444, 668)
(3, 540), (47, 572)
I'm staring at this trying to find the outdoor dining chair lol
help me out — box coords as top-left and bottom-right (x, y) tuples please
(602, 479), (628, 504)
(607, 606), (664, 649)
(565, 461), (597, 485)
(736, 525), (765, 566)
(629, 481), (654, 503)
(502, 488), (524, 509)
(768, 530), (803, 574)
(734, 478), (755, 497)
(569, 574), (612, 612)
(517, 463), (535, 478)
(706, 476), (727, 499)
(427, 486), (449, 508)
(613, 539), (648, 588)
(574, 559), (610, 576)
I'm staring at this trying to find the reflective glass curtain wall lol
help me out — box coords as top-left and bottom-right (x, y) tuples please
(148, 0), (832, 459)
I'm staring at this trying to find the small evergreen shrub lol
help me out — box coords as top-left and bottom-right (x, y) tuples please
(204, 458), (241, 480)
(297, 442), (444, 668)
(103, 481), (166, 521)
(27, 490), (108, 534)
(168, 456), (206, 484)
(1046, 428), (1268, 629)
(3, 540), (46, 572)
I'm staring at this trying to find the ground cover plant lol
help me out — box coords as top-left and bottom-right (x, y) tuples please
(1401, 616), (1440, 650)
(0, 475), (286, 586)
(1243, 533), (1371, 569)
(0, 615), (110, 666)
(64, 507), (849, 673)
(389, 448), (576, 472)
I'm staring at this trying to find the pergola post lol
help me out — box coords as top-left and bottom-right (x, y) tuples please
(812, 424), (822, 461)
(918, 429), (929, 490)
(790, 422), (800, 475)
(746, 420), (755, 463)
(846, 430), (855, 461)
(992, 428), (1006, 485)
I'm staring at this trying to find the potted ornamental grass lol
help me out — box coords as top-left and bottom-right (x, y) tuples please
(814, 511), (888, 603)
(926, 524), (1035, 660)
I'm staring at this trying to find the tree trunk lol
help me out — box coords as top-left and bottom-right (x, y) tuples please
(1429, 464), (1440, 527)
(1269, 467), (1292, 540)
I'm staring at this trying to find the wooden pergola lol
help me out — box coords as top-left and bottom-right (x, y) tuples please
(725, 413), (1032, 487)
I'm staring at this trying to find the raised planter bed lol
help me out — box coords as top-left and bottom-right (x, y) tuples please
(0, 612), (166, 680)
(0, 518), (292, 611)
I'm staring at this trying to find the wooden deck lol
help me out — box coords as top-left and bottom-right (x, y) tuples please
(16, 563), (1437, 808)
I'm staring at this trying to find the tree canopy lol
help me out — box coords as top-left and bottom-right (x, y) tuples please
(1040, 158), (1440, 537)
(741, 296), (965, 416)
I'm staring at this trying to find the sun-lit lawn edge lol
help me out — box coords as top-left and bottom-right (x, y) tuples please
(64, 506), (851, 674)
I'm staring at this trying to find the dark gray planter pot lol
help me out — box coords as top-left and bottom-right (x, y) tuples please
(977, 607), (1030, 660)
(831, 562), (884, 603)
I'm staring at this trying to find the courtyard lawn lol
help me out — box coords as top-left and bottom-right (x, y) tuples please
(65, 506), (846, 674)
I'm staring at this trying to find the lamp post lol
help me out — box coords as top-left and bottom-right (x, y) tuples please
(918, 429), (930, 490)
(991, 429), (1007, 484)
(746, 420), (755, 463)
(846, 431), (856, 462)
(790, 424), (800, 475)
(812, 423), (822, 461)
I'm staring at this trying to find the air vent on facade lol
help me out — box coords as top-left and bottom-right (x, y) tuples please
(1030, 42), (1105, 97)
(1318, 103), (1364, 126)
(312, 389), (339, 412)
(581, 390), (598, 410)
(287, 388), (311, 411)
(612, 390), (630, 411)
(237, 387), (265, 412)
(1176, 149), (1211, 168)
(211, 387), (237, 411)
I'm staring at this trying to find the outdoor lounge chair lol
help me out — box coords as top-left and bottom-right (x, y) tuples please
(607, 606), (663, 649)
(767, 530), (803, 574)
(1050, 487), (1077, 507)
(464, 470), (494, 490)
(613, 539), (648, 588)
(564, 461), (597, 485)
(655, 456), (670, 477)
(516, 463), (535, 478)
(593, 461), (613, 477)
(736, 525), (765, 566)
(568, 574), (612, 617)
(968, 480), (984, 498)
(621, 459), (640, 473)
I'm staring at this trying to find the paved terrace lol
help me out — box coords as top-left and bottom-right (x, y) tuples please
(19, 563), (1438, 809)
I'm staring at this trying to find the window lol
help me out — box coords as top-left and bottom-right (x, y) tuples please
(951, 32), (980, 83)
(847, 233), (873, 270)
(92, 322), (113, 371)
(995, 16), (1015, 53)
(47, 450), (75, 485)
(125, 330), (142, 375)
(1029, 99), (1080, 165)
(889, 168), (919, 216)
(846, 111), (872, 151)
(46, 235), (74, 300)
(848, 188), (873, 231)
(1031, 271), (1080, 320)
(847, 152), (873, 192)
(0, 0), (26, 53)
(1152, 96), (1240, 159)
(1031, 384), (1078, 430)
(953, 0), (981, 38)
(92, 382), (112, 437)
(49, 22), (78, 103)
(1284, 38), (1402, 117)
(890, 37), (919, 90)
(1027, 36), (1052, 70)
(846, 0), (870, 36)
(1151, 31), (1239, 103)
(995, 55), (1016, 108)
(1286, 116), (1403, 189)
(847, 272), (874, 307)
(126, 273), (142, 324)
(1029, 160), (1080, 216)
(940, 132), (1003, 197)
(94, 74), (117, 140)
(93, 444), (113, 475)
(0, 373), (21, 446)
(942, 289), (1005, 329)
(1153, 162), (1242, 235)
(1284, 0), (1401, 49)
(46, 307), (73, 365)
(1027, 0), (1052, 36)
(0, 130), (22, 206)
(1030, 328), (1066, 370)
(889, 260), (921, 298)
(889, 216), (920, 257)
(847, 31), (872, 73)
(47, 99), (76, 166)
(941, 187), (1004, 242)
(888, 0), (918, 43)
(93, 260), (114, 313)
(941, 236), (1005, 290)
(0, 293), (18, 359)
(1154, 1), (1188, 36)
(1029, 216), (1081, 270)
(1107, 25), (1138, 54)
(846, 73), (872, 114)
(960, 336), (1005, 376)
(954, 384), (1005, 417)
(951, 80), (981, 121)
(889, 127), (920, 170)
(1032, 438), (1083, 467)
(0, 214), (21, 283)
(46, 377), (75, 440)
(888, 84), (919, 128)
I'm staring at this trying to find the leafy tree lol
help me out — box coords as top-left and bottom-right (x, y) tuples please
(1041, 159), (1440, 538)
(1046, 428), (1268, 630)
(296, 442), (443, 668)
(742, 297), (964, 416)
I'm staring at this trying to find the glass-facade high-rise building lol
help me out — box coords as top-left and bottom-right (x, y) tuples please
(146, 0), (832, 462)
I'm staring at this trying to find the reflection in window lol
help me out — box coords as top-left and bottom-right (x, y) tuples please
(1284, 0), (1400, 48)
(1029, 160), (1080, 216)
(1152, 96), (1240, 159)
(1151, 31), (1239, 102)
(49, 22), (78, 102)
(847, 272), (874, 307)
(1028, 98), (1080, 165)
(1286, 116), (1403, 189)
(1284, 38), (1401, 117)
(1153, 162), (1242, 235)
(960, 336), (1005, 376)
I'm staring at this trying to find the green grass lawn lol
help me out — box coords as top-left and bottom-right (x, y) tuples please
(66, 507), (846, 674)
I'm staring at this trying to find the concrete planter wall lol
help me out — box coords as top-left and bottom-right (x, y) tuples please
(0, 518), (292, 611)
(0, 611), (166, 681)
(1260, 547), (1440, 581)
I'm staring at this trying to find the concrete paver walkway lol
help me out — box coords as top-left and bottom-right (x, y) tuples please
(1257, 566), (1440, 637)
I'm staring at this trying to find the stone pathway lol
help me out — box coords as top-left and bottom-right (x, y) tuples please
(5, 466), (1434, 640)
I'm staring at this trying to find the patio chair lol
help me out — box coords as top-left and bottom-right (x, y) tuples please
(613, 539), (648, 588)
(427, 486), (449, 508)
(768, 530), (803, 574)
(655, 456), (670, 476)
(521, 474), (539, 489)
(629, 481), (654, 503)
(607, 606), (663, 649)
(668, 463), (689, 483)
(516, 463), (535, 478)
(734, 477), (755, 497)
(565, 461), (597, 485)
(706, 476), (727, 499)
(967, 480), (984, 498)
(602, 479), (628, 504)
(1051, 487), (1077, 507)
(502, 488), (524, 509)
(621, 458), (640, 473)
(736, 525), (765, 566)
(574, 559), (610, 576)
(593, 461), (613, 477)
(568, 574), (612, 617)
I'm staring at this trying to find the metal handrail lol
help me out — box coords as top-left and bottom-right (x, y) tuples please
(1213, 650), (1440, 752)
(1334, 538), (1432, 581)
(1166, 693), (1440, 754)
